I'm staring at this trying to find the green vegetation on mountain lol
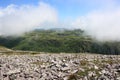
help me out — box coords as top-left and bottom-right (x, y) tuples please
(0, 29), (120, 55)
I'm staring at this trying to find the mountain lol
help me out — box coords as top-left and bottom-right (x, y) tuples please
(0, 29), (120, 55)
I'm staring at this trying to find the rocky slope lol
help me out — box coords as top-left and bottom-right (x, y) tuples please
(0, 53), (120, 80)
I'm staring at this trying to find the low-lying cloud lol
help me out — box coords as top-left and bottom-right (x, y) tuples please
(72, 2), (120, 41)
(86, 9), (120, 41)
(0, 2), (57, 35)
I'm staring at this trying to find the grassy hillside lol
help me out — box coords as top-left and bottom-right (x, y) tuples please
(0, 29), (120, 54)
(0, 46), (12, 51)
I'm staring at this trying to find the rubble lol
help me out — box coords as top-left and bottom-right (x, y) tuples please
(0, 53), (120, 80)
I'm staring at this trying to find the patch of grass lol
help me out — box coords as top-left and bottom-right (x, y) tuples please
(30, 52), (40, 55)
(80, 60), (89, 66)
(31, 61), (44, 65)
(101, 59), (120, 65)
(77, 71), (88, 77)
(78, 67), (101, 78)
(93, 59), (100, 64)
(1, 51), (40, 55)
(31, 61), (49, 65)
(67, 74), (77, 80)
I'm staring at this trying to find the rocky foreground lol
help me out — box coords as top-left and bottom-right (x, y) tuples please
(0, 53), (120, 80)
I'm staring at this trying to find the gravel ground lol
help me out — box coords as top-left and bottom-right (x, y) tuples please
(0, 53), (120, 80)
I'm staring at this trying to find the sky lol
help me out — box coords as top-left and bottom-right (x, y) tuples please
(0, 0), (120, 41)
(1, 0), (118, 20)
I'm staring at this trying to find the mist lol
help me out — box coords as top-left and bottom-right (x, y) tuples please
(0, 2), (57, 36)
(86, 9), (120, 41)
(72, 2), (120, 41)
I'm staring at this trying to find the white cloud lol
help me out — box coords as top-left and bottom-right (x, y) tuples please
(72, 1), (120, 41)
(0, 2), (58, 35)
(72, 9), (120, 41)
(85, 9), (120, 41)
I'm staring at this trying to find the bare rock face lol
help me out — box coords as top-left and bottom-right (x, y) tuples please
(0, 53), (120, 80)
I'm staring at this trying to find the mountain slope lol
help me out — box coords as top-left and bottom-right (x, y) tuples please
(0, 29), (120, 55)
